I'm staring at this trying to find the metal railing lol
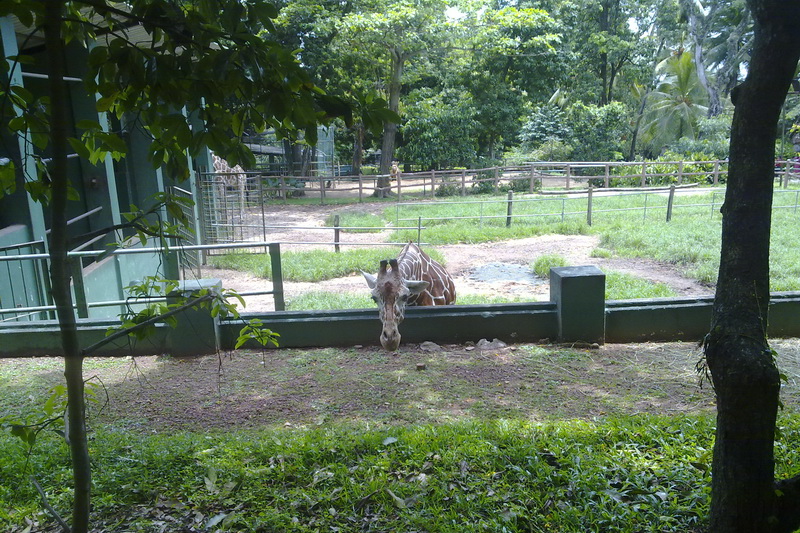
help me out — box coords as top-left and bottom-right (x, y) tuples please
(0, 242), (286, 322)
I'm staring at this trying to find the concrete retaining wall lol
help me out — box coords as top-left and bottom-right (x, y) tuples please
(2, 268), (799, 357)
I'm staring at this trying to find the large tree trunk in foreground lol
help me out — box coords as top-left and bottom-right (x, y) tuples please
(44, 1), (92, 531)
(704, 1), (800, 532)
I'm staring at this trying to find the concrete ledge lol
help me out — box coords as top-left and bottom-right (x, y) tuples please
(3, 283), (800, 357)
(606, 297), (714, 343)
(223, 302), (558, 349)
(0, 318), (168, 357)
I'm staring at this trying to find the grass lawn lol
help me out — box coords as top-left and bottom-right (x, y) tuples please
(4, 339), (800, 531)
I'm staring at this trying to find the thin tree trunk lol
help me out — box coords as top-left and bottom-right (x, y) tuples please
(704, 1), (800, 531)
(376, 47), (404, 197)
(352, 122), (364, 175)
(44, 1), (91, 531)
(682, 0), (723, 117)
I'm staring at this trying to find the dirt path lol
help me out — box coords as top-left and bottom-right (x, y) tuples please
(201, 203), (711, 311)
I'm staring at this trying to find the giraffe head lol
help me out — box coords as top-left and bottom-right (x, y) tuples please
(363, 259), (429, 351)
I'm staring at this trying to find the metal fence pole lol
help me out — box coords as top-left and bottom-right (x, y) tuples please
(269, 243), (285, 311)
(334, 215), (341, 253)
(666, 185), (676, 222)
(587, 186), (593, 226)
(70, 257), (89, 318)
(506, 191), (514, 227)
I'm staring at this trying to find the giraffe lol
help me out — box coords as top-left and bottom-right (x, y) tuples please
(211, 153), (248, 224)
(362, 241), (456, 351)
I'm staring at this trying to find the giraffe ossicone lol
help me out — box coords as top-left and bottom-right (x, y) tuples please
(363, 242), (456, 351)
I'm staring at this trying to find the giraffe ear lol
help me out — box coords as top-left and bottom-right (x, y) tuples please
(362, 271), (378, 289)
(405, 280), (429, 295)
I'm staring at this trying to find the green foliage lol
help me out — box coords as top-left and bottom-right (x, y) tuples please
(0, 415), (733, 531)
(435, 179), (461, 197)
(608, 156), (720, 187)
(639, 51), (709, 158)
(520, 104), (571, 148)
(531, 254), (569, 277)
(235, 318), (280, 349)
(669, 113), (733, 160)
(399, 89), (479, 170)
(112, 275), (278, 352)
(567, 102), (628, 162)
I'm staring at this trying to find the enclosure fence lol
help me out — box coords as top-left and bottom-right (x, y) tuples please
(0, 242), (287, 323)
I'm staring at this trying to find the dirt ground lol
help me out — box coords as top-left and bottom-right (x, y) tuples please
(6, 338), (800, 432)
(200, 202), (712, 312)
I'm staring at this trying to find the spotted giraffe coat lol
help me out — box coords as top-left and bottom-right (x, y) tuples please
(396, 241), (456, 306)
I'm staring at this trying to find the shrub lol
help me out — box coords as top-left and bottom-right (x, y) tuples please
(436, 180), (461, 197)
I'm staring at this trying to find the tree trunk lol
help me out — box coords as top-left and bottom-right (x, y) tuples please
(598, 1), (609, 106)
(43, 1), (92, 531)
(705, 2), (800, 531)
(682, 0), (723, 117)
(352, 122), (364, 175)
(376, 47), (404, 197)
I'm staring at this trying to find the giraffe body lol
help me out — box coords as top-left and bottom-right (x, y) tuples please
(211, 153), (248, 222)
(363, 242), (456, 351)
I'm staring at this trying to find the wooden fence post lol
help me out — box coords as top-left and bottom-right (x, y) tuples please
(530, 163), (536, 193)
(358, 176), (363, 203)
(279, 176), (287, 205)
(506, 191), (514, 227)
(565, 164), (571, 190)
(666, 185), (676, 222)
(461, 169), (467, 196)
(713, 160), (720, 186)
(397, 171), (403, 201)
(587, 186), (593, 226)
(604, 164), (610, 188)
(640, 162), (647, 187)
(494, 167), (499, 193)
(677, 161), (684, 185)
(334, 214), (341, 253)
(417, 216), (422, 244)
(320, 177), (326, 205)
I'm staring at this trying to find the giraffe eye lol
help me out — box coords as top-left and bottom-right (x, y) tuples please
(371, 295), (378, 302)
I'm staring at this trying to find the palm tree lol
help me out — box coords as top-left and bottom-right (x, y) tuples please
(639, 50), (709, 156)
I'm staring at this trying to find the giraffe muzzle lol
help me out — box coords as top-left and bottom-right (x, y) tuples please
(380, 328), (401, 352)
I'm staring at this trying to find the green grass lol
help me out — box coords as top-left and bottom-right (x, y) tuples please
(324, 211), (386, 232)
(9, 412), (800, 531)
(531, 254), (569, 277)
(0, 416), (728, 532)
(214, 190), (800, 291)
(605, 271), (678, 300)
(287, 289), (525, 310)
(381, 191), (800, 291)
(528, 255), (676, 300)
(210, 247), (450, 283)
(288, 290), (374, 310)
